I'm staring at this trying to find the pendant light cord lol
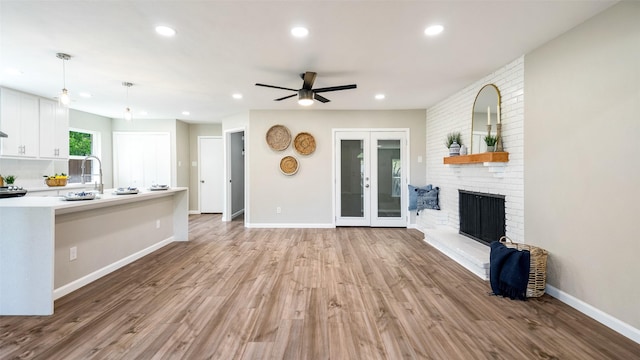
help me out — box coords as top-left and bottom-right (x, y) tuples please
(62, 59), (66, 89)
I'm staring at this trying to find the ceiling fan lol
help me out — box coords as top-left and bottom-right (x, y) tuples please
(255, 71), (357, 106)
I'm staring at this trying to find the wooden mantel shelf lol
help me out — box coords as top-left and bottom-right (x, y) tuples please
(443, 152), (509, 165)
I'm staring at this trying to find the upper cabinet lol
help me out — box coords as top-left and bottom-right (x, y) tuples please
(1, 88), (70, 160)
(39, 99), (69, 159)
(0, 88), (39, 158)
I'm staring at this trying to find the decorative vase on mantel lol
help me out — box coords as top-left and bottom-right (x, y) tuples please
(459, 144), (468, 156)
(486, 145), (495, 152)
(449, 140), (461, 156)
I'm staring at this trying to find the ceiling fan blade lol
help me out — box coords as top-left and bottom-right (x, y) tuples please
(301, 71), (317, 90)
(313, 84), (357, 93)
(314, 93), (330, 103)
(255, 83), (298, 92)
(274, 94), (297, 101)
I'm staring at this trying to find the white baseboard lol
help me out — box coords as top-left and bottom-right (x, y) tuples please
(53, 237), (175, 300)
(545, 285), (639, 344)
(188, 210), (201, 215)
(245, 222), (335, 229)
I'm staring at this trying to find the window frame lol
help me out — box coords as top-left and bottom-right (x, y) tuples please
(68, 128), (101, 184)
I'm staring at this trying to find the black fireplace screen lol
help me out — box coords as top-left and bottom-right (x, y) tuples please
(459, 190), (505, 246)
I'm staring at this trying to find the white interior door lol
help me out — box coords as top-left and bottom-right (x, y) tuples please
(199, 136), (224, 213)
(335, 130), (407, 227)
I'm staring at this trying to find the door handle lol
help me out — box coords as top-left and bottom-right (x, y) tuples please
(201, 180), (205, 183)
(365, 184), (370, 188)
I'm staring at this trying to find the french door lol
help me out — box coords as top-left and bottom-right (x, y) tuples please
(335, 130), (408, 227)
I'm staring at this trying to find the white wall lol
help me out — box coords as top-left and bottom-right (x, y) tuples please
(248, 109), (426, 227)
(524, 2), (640, 332)
(176, 120), (190, 189)
(69, 109), (114, 188)
(420, 57), (525, 243)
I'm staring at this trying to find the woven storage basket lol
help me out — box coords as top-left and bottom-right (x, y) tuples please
(499, 236), (548, 298)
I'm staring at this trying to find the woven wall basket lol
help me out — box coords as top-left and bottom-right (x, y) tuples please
(499, 236), (548, 298)
(266, 125), (291, 151)
(294, 132), (316, 155)
(279, 156), (299, 175)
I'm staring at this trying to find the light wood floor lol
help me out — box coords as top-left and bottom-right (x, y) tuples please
(1, 214), (638, 359)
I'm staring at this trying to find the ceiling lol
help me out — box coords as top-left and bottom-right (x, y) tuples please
(0, 1), (615, 123)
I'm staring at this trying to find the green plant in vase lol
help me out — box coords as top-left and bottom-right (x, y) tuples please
(445, 132), (462, 156)
(484, 135), (498, 152)
(5, 175), (16, 185)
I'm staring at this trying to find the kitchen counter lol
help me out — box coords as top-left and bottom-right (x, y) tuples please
(1, 187), (184, 214)
(0, 187), (188, 315)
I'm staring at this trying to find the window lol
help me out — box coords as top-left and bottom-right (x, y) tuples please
(68, 129), (100, 184)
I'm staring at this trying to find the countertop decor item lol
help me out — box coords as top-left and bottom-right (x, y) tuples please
(279, 156), (299, 175)
(63, 191), (96, 201)
(4, 175), (16, 185)
(113, 187), (139, 195)
(293, 132), (316, 155)
(44, 174), (68, 187)
(266, 125), (291, 151)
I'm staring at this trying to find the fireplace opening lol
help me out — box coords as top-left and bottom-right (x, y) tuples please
(459, 190), (505, 246)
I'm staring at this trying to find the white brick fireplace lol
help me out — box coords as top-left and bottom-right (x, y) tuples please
(418, 57), (525, 279)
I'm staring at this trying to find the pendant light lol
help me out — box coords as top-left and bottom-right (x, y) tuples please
(56, 53), (71, 106)
(122, 82), (133, 121)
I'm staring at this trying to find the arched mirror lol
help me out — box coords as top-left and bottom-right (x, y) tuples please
(471, 84), (501, 154)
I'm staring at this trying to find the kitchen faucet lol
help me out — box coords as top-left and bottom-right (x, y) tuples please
(81, 155), (103, 194)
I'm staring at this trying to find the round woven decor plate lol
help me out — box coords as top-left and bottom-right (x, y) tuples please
(279, 156), (299, 176)
(294, 132), (316, 155)
(266, 125), (291, 151)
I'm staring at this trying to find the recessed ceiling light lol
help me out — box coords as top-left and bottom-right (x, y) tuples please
(79, 92), (92, 98)
(375, 94), (386, 100)
(155, 25), (176, 37)
(291, 26), (309, 38)
(424, 24), (444, 36)
(232, 93), (243, 99)
(182, 111), (190, 116)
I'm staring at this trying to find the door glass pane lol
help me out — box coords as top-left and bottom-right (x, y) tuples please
(340, 140), (364, 217)
(377, 139), (401, 218)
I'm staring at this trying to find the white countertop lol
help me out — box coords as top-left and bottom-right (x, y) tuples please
(0, 187), (188, 214)
(26, 183), (87, 192)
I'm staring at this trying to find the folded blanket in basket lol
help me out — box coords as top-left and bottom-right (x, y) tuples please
(490, 242), (530, 300)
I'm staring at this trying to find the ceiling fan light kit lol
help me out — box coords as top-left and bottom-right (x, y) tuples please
(256, 71), (356, 106)
(298, 89), (314, 106)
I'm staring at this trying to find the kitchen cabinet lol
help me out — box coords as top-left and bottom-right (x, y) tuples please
(39, 99), (69, 159)
(0, 88), (39, 158)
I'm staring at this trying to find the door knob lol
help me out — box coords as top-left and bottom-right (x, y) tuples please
(201, 180), (205, 183)
(365, 184), (370, 188)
